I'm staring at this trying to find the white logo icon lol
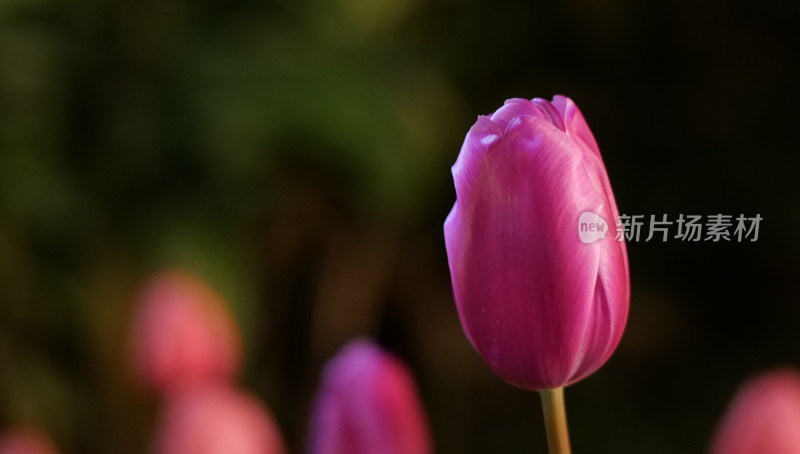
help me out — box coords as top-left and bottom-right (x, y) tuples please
(578, 212), (608, 244)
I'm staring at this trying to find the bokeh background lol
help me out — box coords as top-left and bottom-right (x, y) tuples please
(2, 0), (800, 452)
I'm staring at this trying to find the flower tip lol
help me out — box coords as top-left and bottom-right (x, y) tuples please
(129, 269), (243, 392)
(0, 428), (59, 454)
(710, 368), (800, 454)
(153, 384), (287, 454)
(309, 339), (432, 454)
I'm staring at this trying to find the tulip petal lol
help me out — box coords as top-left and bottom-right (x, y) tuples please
(550, 95), (601, 159)
(450, 115), (502, 204)
(490, 98), (552, 133)
(550, 96), (628, 281)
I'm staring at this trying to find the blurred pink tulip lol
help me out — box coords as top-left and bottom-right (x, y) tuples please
(0, 428), (59, 454)
(153, 384), (287, 454)
(444, 96), (629, 390)
(129, 270), (242, 391)
(710, 368), (800, 454)
(308, 339), (432, 454)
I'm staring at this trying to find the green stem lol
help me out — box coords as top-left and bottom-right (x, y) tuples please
(540, 387), (572, 454)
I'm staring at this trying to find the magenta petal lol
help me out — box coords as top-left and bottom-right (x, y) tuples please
(445, 98), (629, 390)
(531, 98), (566, 132)
(308, 340), (432, 454)
(550, 95), (601, 159)
(549, 96), (626, 262)
(489, 98), (543, 132)
(451, 115), (502, 203)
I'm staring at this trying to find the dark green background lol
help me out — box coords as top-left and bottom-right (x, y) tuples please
(1, 0), (799, 452)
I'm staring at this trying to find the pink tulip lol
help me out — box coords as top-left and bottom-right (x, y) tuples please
(308, 339), (432, 454)
(152, 384), (287, 454)
(710, 368), (800, 454)
(129, 270), (242, 391)
(444, 96), (629, 390)
(0, 428), (59, 454)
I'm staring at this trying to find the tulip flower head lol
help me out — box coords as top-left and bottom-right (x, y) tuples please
(308, 339), (431, 454)
(444, 96), (630, 390)
(153, 384), (287, 454)
(710, 368), (800, 454)
(129, 270), (242, 391)
(0, 427), (59, 454)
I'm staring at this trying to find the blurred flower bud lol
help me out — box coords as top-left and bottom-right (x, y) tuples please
(0, 427), (59, 454)
(129, 270), (242, 391)
(710, 368), (800, 454)
(153, 384), (286, 454)
(444, 96), (629, 390)
(308, 339), (431, 454)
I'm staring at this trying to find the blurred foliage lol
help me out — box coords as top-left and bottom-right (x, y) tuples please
(1, 0), (800, 453)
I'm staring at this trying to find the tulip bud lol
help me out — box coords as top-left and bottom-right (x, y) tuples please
(308, 339), (432, 454)
(129, 270), (242, 392)
(152, 384), (287, 454)
(710, 368), (800, 454)
(444, 96), (630, 390)
(0, 428), (59, 454)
